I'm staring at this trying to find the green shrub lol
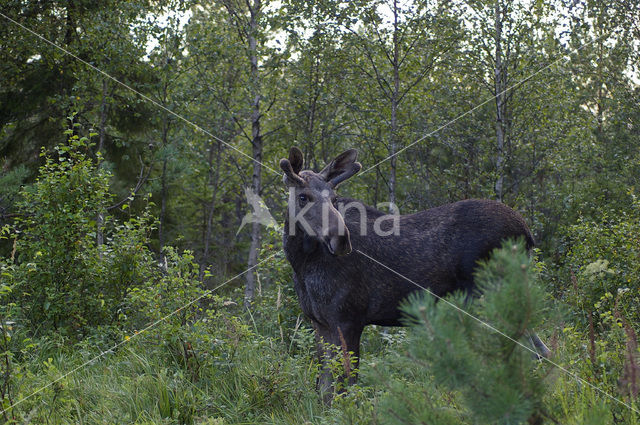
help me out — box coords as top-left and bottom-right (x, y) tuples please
(546, 196), (640, 422)
(122, 246), (216, 374)
(6, 134), (160, 339)
(10, 136), (114, 335)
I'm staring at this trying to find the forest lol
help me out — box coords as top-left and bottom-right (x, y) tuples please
(0, 0), (639, 423)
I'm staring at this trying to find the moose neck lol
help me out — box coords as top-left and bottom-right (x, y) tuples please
(283, 215), (325, 258)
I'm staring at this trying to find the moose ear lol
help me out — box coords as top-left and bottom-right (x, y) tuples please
(280, 147), (305, 186)
(319, 149), (362, 188)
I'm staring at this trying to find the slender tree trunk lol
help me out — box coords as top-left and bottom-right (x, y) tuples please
(245, 0), (263, 308)
(96, 78), (109, 256)
(159, 154), (168, 250)
(200, 141), (222, 282)
(158, 68), (170, 251)
(158, 114), (169, 250)
(493, 0), (506, 202)
(596, 37), (604, 140)
(65, 0), (75, 46)
(63, 0), (78, 142)
(389, 0), (400, 208)
(98, 79), (108, 156)
(305, 58), (319, 164)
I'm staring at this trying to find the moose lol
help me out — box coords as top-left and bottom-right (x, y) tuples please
(280, 147), (550, 402)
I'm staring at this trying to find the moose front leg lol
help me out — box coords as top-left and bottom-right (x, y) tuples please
(312, 321), (335, 405)
(312, 320), (363, 404)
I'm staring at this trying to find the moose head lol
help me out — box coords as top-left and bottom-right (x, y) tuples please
(280, 147), (361, 256)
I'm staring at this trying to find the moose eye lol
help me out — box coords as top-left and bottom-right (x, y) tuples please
(298, 193), (308, 205)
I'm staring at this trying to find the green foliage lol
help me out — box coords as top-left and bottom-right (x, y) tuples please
(10, 135), (113, 334)
(6, 134), (162, 339)
(0, 164), (28, 236)
(542, 195), (640, 424)
(563, 196), (640, 329)
(251, 227), (306, 347)
(123, 246), (215, 373)
(0, 237), (18, 421)
(381, 241), (550, 425)
(0, 301), (326, 424)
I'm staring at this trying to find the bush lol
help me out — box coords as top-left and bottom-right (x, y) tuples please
(122, 246), (215, 373)
(563, 196), (640, 331)
(9, 136), (114, 335)
(548, 195), (640, 421)
(5, 134), (160, 339)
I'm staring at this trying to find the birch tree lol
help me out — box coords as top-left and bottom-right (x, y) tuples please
(219, 0), (282, 306)
(339, 0), (460, 205)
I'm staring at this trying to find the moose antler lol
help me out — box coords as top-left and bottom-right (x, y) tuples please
(320, 149), (361, 187)
(280, 146), (305, 186)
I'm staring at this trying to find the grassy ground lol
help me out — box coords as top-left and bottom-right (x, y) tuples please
(4, 314), (638, 425)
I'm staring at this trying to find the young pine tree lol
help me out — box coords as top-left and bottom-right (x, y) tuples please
(380, 240), (551, 425)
